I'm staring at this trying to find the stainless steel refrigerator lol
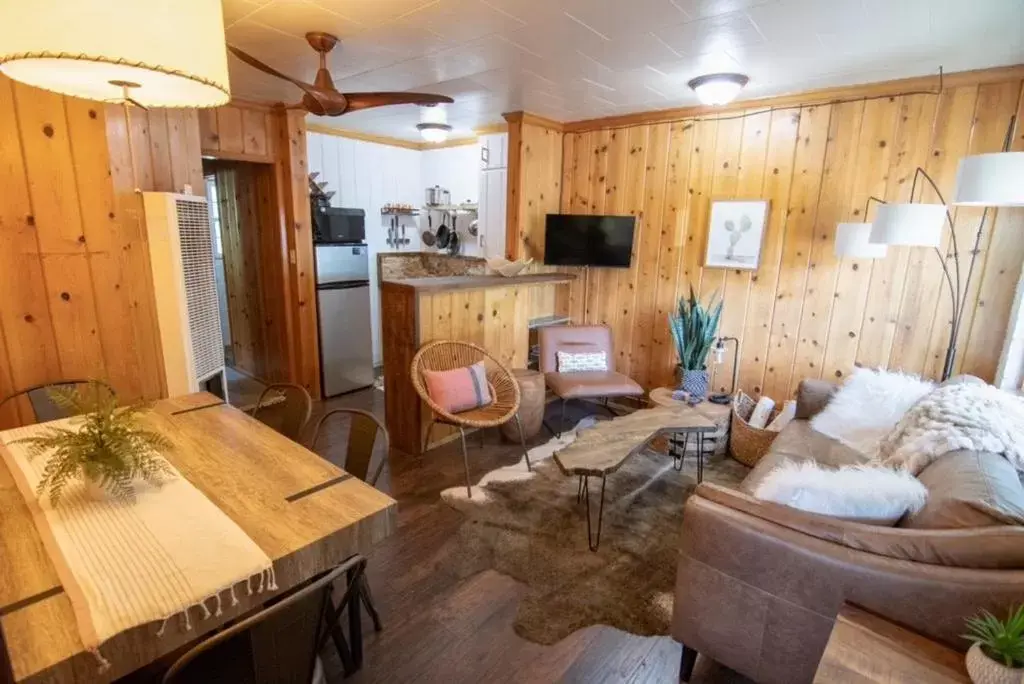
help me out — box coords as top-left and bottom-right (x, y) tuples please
(315, 243), (374, 396)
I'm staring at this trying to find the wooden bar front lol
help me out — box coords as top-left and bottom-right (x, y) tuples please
(381, 273), (574, 455)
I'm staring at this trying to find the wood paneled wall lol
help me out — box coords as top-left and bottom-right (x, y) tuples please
(556, 73), (1024, 398)
(0, 75), (203, 427)
(200, 104), (319, 398)
(211, 163), (290, 383)
(505, 114), (566, 320)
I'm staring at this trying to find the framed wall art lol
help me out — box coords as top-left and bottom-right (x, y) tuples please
(704, 200), (769, 270)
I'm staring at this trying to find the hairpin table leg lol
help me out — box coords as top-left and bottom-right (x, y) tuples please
(697, 432), (704, 484)
(673, 432), (689, 471)
(584, 473), (607, 552)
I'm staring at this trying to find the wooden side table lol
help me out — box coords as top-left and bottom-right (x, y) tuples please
(648, 388), (731, 456)
(814, 605), (970, 683)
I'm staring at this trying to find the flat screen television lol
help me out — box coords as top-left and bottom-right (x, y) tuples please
(543, 214), (636, 268)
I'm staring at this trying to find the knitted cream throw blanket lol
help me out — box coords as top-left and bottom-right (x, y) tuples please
(0, 418), (275, 669)
(877, 382), (1024, 475)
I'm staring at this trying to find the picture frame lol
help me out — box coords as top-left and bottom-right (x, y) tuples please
(704, 200), (770, 270)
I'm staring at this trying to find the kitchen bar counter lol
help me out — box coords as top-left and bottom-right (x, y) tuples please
(381, 272), (572, 455)
(383, 272), (575, 294)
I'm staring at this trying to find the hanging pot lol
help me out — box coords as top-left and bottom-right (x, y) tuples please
(447, 231), (460, 255)
(678, 367), (709, 402)
(436, 222), (451, 249)
(421, 230), (436, 247)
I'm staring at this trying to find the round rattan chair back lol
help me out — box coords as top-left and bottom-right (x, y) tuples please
(410, 341), (521, 428)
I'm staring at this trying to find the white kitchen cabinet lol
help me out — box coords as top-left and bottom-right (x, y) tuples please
(479, 133), (508, 171)
(477, 167), (507, 259)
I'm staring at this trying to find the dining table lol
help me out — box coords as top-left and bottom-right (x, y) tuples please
(0, 392), (397, 683)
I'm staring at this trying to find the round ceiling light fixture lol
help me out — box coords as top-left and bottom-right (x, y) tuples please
(417, 104), (452, 143)
(687, 73), (750, 106)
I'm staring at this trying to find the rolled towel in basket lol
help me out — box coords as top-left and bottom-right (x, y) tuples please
(747, 396), (776, 429)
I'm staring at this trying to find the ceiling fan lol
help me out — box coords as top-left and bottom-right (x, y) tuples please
(228, 31), (454, 116)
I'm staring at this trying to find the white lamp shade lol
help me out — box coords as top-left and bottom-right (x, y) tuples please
(953, 152), (1024, 207)
(0, 0), (230, 107)
(869, 203), (946, 247)
(835, 223), (888, 258)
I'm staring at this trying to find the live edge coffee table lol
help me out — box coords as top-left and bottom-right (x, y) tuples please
(553, 406), (716, 551)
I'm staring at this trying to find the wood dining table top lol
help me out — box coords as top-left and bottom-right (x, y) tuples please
(0, 393), (397, 683)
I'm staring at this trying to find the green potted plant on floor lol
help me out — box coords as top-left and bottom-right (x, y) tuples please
(14, 383), (174, 507)
(963, 605), (1024, 684)
(668, 287), (722, 402)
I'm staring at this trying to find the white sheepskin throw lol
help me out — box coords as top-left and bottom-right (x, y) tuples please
(752, 460), (928, 523)
(810, 368), (934, 456)
(877, 382), (1024, 475)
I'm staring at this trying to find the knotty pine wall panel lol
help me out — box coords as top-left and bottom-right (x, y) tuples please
(559, 76), (1024, 398)
(0, 75), (204, 427)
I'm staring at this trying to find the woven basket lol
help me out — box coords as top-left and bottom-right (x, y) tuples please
(729, 391), (781, 467)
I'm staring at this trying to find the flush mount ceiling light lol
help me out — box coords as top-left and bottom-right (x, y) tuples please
(0, 0), (230, 107)
(687, 73), (750, 106)
(417, 105), (452, 143)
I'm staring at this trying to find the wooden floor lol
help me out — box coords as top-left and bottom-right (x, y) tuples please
(308, 389), (749, 684)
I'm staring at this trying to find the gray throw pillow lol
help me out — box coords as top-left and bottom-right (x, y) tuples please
(903, 450), (1024, 529)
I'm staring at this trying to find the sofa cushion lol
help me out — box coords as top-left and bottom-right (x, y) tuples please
(741, 420), (868, 494)
(794, 379), (837, 420)
(902, 450), (1024, 529)
(544, 371), (644, 399)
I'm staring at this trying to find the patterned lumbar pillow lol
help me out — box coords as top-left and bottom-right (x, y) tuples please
(557, 351), (608, 373)
(422, 361), (493, 414)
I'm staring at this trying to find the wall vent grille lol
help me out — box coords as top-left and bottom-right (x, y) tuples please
(175, 197), (223, 382)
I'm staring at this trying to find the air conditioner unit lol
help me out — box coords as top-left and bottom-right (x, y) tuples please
(142, 193), (225, 397)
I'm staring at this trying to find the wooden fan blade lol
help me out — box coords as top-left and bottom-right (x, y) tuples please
(228, 46), (317, 91)
(342, 92), (455, 113)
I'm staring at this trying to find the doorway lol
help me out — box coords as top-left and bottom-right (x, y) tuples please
(203, 159), (291, 411)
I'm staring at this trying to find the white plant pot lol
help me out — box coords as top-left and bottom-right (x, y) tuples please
(966, 644), (1024, 684)
(84, 477), (108, 502)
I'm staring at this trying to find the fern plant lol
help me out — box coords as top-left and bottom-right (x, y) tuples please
(13, 383), (173, 507)
(668, 287), (723, 371)
(964, 605), (1024, 668)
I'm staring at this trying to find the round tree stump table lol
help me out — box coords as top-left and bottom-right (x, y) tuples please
(501, 369), (545, 442)
(648, 387), (732, 457)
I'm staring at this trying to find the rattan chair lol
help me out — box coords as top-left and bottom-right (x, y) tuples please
(250, 383), (312, 443)
(411, 341), (530, 497)
(0, 380), (115, 425)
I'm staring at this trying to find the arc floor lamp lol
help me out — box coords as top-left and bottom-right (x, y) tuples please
(834, 115), (1024, 380)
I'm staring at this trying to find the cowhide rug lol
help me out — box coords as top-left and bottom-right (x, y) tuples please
(440, 418), (749, 645)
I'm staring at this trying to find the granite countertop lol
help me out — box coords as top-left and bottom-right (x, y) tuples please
(382, 273), (576, 293)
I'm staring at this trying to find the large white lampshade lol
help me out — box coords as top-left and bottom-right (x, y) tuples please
(869, 203), (946, 247)
(953, 152), (1024, 207)
(835, 223), (888, 258)
(0, 0), (230, 107)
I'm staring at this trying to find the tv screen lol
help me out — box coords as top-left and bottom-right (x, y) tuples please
(544, 214), (636, 268)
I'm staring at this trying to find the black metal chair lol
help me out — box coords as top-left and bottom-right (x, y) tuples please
(162, 556), (366, 684)
(249, 384), (312, 443)
(0, 380), (115, 425)
(309, 409), (387, 638)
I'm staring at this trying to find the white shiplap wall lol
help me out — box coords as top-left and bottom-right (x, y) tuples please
(307, 133), (482, 365)
(307, 132), (422, 366)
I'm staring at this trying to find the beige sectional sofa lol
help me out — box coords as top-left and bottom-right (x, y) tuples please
(671, 378), (1024, 683)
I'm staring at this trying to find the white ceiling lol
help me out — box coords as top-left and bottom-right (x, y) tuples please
(222, 0), (1024, 141)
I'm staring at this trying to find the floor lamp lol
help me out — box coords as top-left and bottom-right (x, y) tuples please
(834, 116), (1024, 381)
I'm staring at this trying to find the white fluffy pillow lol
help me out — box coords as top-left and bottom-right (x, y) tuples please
(810, 368), (934, 455)
(752, 461), (928, 524)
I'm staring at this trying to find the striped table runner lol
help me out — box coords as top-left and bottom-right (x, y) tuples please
(0, 418), (274, 668)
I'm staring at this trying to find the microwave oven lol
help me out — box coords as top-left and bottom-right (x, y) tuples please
(313, 206), (365, 244)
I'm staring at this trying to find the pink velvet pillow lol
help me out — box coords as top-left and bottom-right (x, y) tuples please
(422, 361), (493, 414)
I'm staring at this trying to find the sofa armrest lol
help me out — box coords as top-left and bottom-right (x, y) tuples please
(794, 379), (837, 419)
(672, 489), (1024, 684)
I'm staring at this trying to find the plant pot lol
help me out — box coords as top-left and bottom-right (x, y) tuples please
(84, 477), (109, 502)
(965, 644), (1023, 684)
(677, 368), (709, 402)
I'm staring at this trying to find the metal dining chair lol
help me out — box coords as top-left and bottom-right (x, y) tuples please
(249, 383), (313, 443)
(162, 556), (365, 684)
(0, 379), (115, 425)
(309, 409), (387, 636)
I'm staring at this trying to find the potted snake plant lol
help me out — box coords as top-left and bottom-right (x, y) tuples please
(963, 606), (1024, 684)
(668, 287), (722, 402)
